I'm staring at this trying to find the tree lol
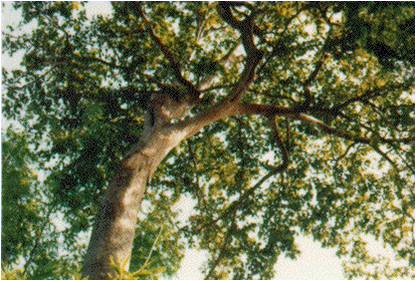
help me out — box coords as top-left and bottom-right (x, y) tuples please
(2, 129), (82, 279)
(2, 2), (414, 279)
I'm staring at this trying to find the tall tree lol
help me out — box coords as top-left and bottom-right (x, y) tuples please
(2, 2), (414, 279)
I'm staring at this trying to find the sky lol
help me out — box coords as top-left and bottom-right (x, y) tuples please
(1, 2), (396, 280)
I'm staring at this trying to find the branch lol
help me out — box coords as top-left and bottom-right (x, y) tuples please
(199, 83), (235, 93)
(237, 102), (299, 116)
(237, 103), (414, 145)
(257, 5), (305, 75)
(370, 144), (400, 172)
(332, 142), (356, 167)
(217, 3), (261, 36)
(332, 81), (413, 113)
(300, 50), (328, 107)
(177, 98), (413, 150)
(332, 89), (382, 112)
(187, 141), (206, 208)
(177, 102), (343, 144)
(197, 43), (240, 92)
(344, 112), (414, 145)
(133, 3), (199, 99)
(268, 116), (289, 172)
(75, 54), (129, 70)
(296, 19), (336, 108)
(186, 102), (411, 233)
(196, 162), (286, 233)
(294, 113), (373, 144)
(301, 116), (414, 153)
(217, 3), (264, 101)
(23, 206), (56, 275)
(204, 219), (236, 280)
(142, 227), (163, 269)
(195, 117), (289, 233)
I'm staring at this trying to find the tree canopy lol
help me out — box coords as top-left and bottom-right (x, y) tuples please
(2, 2), (415, 279)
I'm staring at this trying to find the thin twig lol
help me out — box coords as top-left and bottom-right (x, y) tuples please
(196, 117), (289, 232)
(23, 206), (56, 275)
(204, 215), (236, 280)
(141, 226), (164, 270)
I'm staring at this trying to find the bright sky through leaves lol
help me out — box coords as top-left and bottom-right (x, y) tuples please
(2, 1), (414, 279)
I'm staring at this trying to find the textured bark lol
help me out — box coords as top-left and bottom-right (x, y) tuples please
(82, 122), (187, 279)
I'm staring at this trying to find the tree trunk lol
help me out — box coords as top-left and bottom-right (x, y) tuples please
(82, 125), (186, 279)
(81, 89), (238, 279)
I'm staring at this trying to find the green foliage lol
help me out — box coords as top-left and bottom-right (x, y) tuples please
(108, 256), (165, 280)
(2, 2), (414, 279)
(1, 268), (26, 280)
(2, 129), (83, 279)
(337, 2), (414, 68)
(2, 129), (40, 266)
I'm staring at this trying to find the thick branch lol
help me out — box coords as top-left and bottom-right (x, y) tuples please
(294, 113), (372, 144)
(184, 100), (410, 234)
(178, 100), (413, 148)
(237, 103), (414, 145)
(217, 3), (262, 36)
(178, 99), (239, 138)
(217, 3), (264, 101)
(237, 103), (299, 116)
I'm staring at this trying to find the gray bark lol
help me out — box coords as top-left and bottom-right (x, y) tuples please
(82, 97), (190, 279)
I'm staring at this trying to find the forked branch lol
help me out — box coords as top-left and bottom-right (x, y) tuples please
(133, 3), (199, 99)
(217, 3), (264, 101)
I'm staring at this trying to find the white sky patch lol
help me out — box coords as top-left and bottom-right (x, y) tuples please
(275, 236), (344, 280)
(174, 248), (207, 280)
(172, 194), (197, 225)
(84, 1), (112, 19)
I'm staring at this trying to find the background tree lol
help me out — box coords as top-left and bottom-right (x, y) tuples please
(2, 129), (82, 279)
(2, 2), (414, 279)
